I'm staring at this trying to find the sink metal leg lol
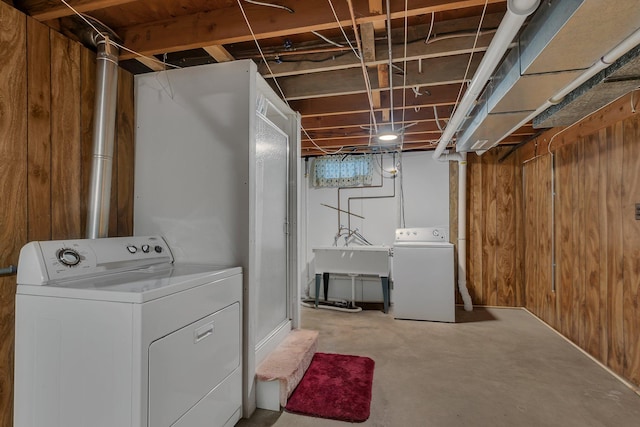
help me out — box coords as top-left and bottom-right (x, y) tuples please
(381, 276), (390, 314)
(323, 272), (330, 302)
(315, 274), (321, 308)
(348, 273), (358, 309)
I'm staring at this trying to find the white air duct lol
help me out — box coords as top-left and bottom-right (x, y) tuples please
(432, 0), (540, 160)
(86, 35), (119, 239)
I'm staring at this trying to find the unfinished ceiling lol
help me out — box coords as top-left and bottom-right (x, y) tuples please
(7, 0), (540, 156)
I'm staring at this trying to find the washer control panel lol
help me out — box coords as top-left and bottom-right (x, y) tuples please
(395, 227), (449, 242)
(17, 236), (173, 285)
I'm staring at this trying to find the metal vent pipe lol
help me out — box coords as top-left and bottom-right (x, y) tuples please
(86, 36), (119, 239)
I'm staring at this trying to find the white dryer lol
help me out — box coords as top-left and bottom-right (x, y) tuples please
(14, 236), (242, 427)
(393, 227), (455, 322)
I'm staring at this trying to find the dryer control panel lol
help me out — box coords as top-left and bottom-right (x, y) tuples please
(17, 236), (173, 285)
(395, 227), (449, 242)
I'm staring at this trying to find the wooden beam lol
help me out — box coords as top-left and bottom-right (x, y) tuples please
(119, 0), (503, 59)
(275, 53), (480, 99)
(371, 90), (381, 108)
(368, 0), (383, 14)
(24, 0), (141, 21)
(377, 64), (390, 121)
(258, 29), (494, 77)
(361, 22), (375, 62)
(135, 55), (165, 71)
(304, 121), (445, 140)
(301, 134), (523, 152)
(291, 83), (463, 116)
(203, 45), (235, 62)
(304, 132), (445, 148)
(302, 107), (454, 129)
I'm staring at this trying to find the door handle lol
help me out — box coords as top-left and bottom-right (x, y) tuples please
(194, 322), (214, 343)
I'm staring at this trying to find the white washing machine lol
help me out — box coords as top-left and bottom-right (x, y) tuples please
(14, 236), (242, 427)
(393, 227), (455, 322)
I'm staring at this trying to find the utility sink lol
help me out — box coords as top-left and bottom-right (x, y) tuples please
(312, 246), (391, 313)
(312, 246), (391, 276)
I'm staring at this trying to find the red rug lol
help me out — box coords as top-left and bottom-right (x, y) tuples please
(285, 352), (375, 423)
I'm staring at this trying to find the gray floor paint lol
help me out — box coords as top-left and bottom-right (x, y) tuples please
(237, 306), (640, 426)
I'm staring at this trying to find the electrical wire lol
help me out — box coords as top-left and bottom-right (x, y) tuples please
(344, 0), (378, 133)
(312, 30), (344, 48)
(58, 0), (181, 71)
(425, 29), (497, 45)
(236, 0), (341, 155)
(275, 51), (351, 63)
(433, 105), (445, 132)
(243, 0), (294, 13)
(326, 0), (361, 59)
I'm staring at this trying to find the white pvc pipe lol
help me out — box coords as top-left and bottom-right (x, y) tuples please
(432, 0), (540, 160)
(457, 153), (473, 311)
(549, 26), (640, 104)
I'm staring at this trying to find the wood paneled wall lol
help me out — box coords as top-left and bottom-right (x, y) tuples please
(0, 3), (135, 424)
(519, 94), (640, 387)
(451, 148), (524, 307)
(454, 93), (640, 388)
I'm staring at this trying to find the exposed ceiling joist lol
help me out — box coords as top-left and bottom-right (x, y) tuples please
(135, 55), (165, 71)
(258, 32), (492, 77)
(203, 45), (235, 62)
(291, 83), (463, 116)
(301, 107), (455, 129)
(274, 53), (481, 99)
(21, 0), (139, 21)
(117, 0), (502, 59)
(9, 0), (544, 157)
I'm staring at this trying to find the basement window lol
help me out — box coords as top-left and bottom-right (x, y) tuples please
(313, 154), (373, 188)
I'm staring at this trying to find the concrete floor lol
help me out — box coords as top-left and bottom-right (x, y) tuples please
(237, 306), (640, 426)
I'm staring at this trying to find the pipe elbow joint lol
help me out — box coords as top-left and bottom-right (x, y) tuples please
(507, 0), (540, 16)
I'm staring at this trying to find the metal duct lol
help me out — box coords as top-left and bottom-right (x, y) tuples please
(456, 0), (640, 152)
(86, 36), (120, 239)
(534, 44), (640, 128)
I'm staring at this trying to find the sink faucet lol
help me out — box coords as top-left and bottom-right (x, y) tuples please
(333, 225), (350, 246)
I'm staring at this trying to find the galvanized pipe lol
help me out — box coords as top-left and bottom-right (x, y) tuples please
(86, 36), (119, 239)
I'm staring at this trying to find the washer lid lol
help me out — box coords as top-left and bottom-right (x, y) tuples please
(393, 241), (454, 248)
(16, 264), (242, 303)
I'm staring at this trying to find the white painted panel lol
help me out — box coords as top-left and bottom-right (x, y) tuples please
(134, 62), (253, 265)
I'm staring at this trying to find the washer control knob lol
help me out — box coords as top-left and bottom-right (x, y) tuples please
(154, 245), (163, 253)
(433, 229), (440, 237)
(127, 245), (138, 254)
(57, 248), (81, 267)
(141, 244), (150, 253)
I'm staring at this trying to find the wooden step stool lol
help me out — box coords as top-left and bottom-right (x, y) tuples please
(255, 329), (319, 411)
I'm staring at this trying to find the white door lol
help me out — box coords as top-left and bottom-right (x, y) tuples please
(254, 113), (289, 344)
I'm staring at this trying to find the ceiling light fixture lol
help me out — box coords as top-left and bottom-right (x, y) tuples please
(378, 131), (399, 142)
